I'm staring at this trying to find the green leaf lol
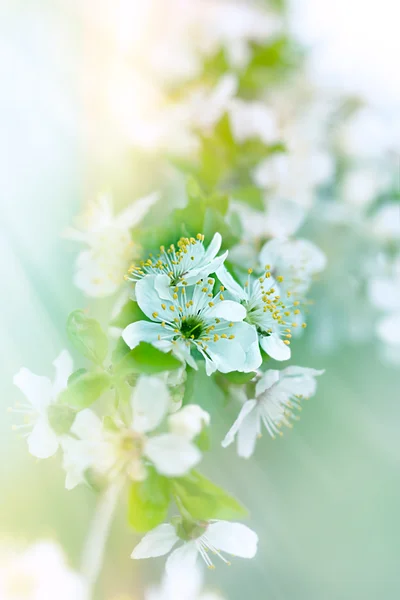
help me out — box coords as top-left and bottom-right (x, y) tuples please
(47, 404), (76, 435)
(195, 427), (211, 452)
(172, 470), (248, 521)
(110, 301), (147, 329)
(59, 371), (112, 409)
(115, 342), (182, 376)
(128, 468), (171, 532)
(112, 337), (131, 365)
(232, 185), (265, 211)
(67, 310), (108, 365)
(67, 368), (88, 385)
(224, 371), (257, 385)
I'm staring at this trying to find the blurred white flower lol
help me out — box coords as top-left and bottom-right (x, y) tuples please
(65, 192), (158, 297)
(229, 99), (279, 145)
(122, 275), (261, 375)
(231, 198), (306, 242)
(61, 376), (202, 489)
(131, 519), (258, 572)
(369, 204), (400, 242)
(12, 350), (73, 459)
(168, 405), (210, 441)
(0, 541), (87, 600)
(146, 563), (224, 600)
(222, 366), (324, 457)
(338, 107), (400, 159)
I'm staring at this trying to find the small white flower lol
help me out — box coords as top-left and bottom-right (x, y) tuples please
(217, 264), (297, 361)
(0, 540), (87, 600)
(12, 351), (73, 459)
(222, 366), (324, 458)
(131, 519), (258, 572)
(259, 238), (327, 297)
(65, 192), (158, 297)
(146, 563), (224, 600)
(228, 99), (279, 145)
(168, 405), (210, 441)
(127, 233), (227, 290)
(61, 376), (202, 489)
(123, 274), (261, 375)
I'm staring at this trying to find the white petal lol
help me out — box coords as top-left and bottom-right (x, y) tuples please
(28, 417), (59, 458)
(131, 376), (170, 433)
(71, 409), (102, 441)
(255, 369), (280, 396)
(203, 232), (222, 262)
(205, 521), (258, 558)
(168, 405), (210, 440)
(222, 400), (257, 449)
(260, 334), (291, 361)
(135, 275), (173, 321)
(205, 339), (246, 373)
(13, 368), (53, 412)
(207, 300), (246, 322)
(165, 541), (199, 574)
(377, 312), (400, 344)
(216, 264), (247, 300)
(131, 524), (179, 559)
(145, 434), (202, 477)
(185, 251), (229, 285)
(154, 274), (174, 301)
(278, 366), (324, 397)
(237, 404), (261, 458)
(52, 350), (74, 397)
(116, 192), (159, 228)
(123, 321), (168, 349)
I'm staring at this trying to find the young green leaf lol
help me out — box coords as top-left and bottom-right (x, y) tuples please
(67, 310), (108, 365)
(114, 342), (181, 376)
(171, 470), (248, 521)
(59, 371), (112, 409)
(47, 405), (76, 435)
(128, 468), (171, 532)
(223, 371), (257, 385)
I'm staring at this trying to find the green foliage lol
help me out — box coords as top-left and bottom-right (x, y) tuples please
(67, 368), (88, 385)
(112, 337), (131, 365)
(128, 468), (171, 532)
(47, 404), (76, 435)
(114, 342), (182, 377)
(67, 310), (108, 365)
(223, 371), (257, 385)
(59, 371), (112, 409)
(239, 36), (303, 95)
(172, 470), (248, 521)
(110, 301), (147, 329)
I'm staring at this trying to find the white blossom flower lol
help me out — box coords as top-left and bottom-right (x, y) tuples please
(228, 99), (279, 145)
(222, 366), (324, 458)
(131, 519), (258, 572)
(65, 192), (158, 297)
(168, 405), (210, 441)
(146, 563), (224, 600)
(0, 541), (87, 600)
(126, 233), (227, 290)
(259, 238), (327, 297)
(12, 350), (73, 459)
(61, 376), (202, 489)
(123, 274), (261, 375)
(231, 198), (306, 243)
(217, 265), (297, 361)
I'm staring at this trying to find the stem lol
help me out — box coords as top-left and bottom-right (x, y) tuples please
(81, 478), (123, 598)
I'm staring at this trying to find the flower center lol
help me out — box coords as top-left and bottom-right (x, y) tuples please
(180, 316), (205, 340)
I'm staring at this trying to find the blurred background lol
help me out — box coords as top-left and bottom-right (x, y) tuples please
(1, 0), (399, 599)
